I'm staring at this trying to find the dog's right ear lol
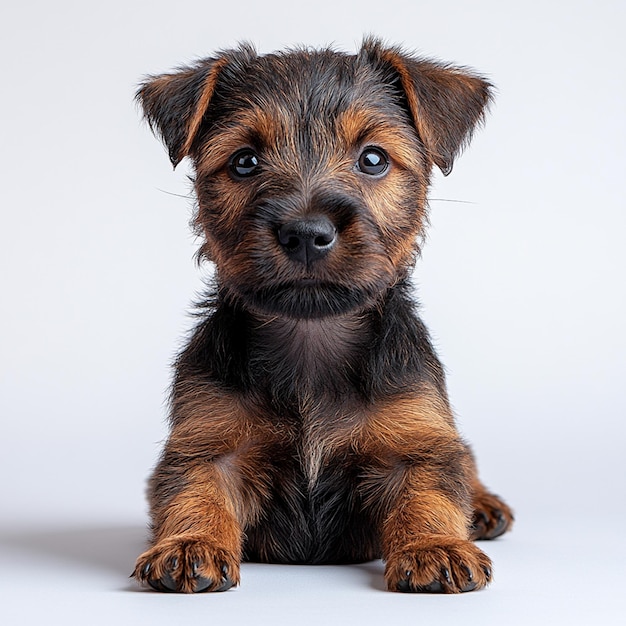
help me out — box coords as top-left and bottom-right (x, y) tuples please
(136, 59), (224, 167)
(136, 45), (256, 167)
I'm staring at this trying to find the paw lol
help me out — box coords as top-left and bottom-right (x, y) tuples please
(132, 535), (239, 593)
(385, 535), (492, 593)
(470, 491), (514, 540)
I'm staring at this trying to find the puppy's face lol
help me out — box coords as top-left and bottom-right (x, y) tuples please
(138, 41), (491, 318)
(194, 52), (430, 318)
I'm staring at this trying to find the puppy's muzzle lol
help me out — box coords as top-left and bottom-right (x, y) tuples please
(277, 216), (337, 265)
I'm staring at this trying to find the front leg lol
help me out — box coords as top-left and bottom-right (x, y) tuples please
(133, 384), (271, 593)
(364, 392), (493, 593)
(382, 479), (493, 593)
(133, 456), (243, 593)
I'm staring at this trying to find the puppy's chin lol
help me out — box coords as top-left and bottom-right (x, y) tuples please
(226, 281), (383, 319)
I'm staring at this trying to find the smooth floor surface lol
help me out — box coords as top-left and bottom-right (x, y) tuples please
(1, 514), (623, 626)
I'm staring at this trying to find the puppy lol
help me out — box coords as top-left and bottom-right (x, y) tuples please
(133, 38), (513, 594)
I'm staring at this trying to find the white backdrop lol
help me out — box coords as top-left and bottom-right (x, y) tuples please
(1, 0), (624, 624)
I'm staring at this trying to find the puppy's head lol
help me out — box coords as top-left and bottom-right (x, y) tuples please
(138, 38), (491, 318)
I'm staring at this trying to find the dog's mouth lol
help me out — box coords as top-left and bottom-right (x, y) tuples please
(229, 280), (383, 319)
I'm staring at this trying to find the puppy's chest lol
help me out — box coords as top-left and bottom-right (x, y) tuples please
(294, 396), (365, 488)
(250, 316), (374, 485)
(254, 316), (369, 402)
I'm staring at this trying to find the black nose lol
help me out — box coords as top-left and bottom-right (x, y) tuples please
(277, 216), (337, 264)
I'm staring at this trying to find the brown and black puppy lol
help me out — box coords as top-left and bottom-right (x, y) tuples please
(132, 38), (513, 594)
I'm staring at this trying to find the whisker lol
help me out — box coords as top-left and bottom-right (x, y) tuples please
(157, 188), (194, 199)
(428, 198), (476, 204)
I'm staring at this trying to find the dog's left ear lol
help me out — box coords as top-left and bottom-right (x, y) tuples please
(360, 38), (493, 175)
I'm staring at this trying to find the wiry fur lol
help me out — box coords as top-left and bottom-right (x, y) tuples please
(132, 38), (512, 594)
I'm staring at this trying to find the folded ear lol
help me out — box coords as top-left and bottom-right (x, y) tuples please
(136, 59), (223, 167)
(136, 45), (256, 167)
(360, 38), (493, 175)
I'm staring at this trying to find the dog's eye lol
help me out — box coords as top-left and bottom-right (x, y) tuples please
(357, 148), (389, 176)
(230, 149), (260, 178)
